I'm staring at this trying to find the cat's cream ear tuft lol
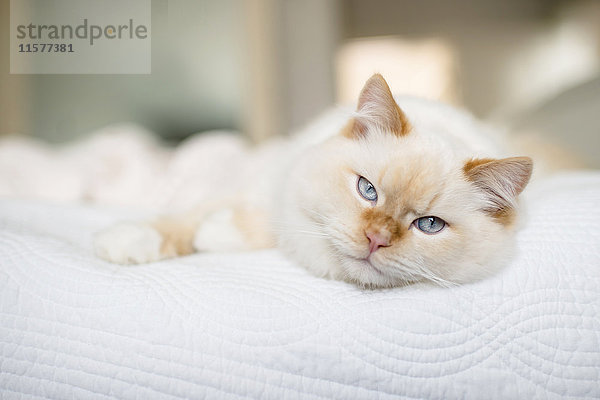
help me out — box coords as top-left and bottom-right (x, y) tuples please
(463, 156), (533, 224)
(345, 74), (411, 139)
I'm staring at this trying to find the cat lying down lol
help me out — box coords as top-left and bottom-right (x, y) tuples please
(95, 74), (532, 288)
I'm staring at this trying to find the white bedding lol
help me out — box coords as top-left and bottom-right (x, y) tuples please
(1, 171), (599, 399)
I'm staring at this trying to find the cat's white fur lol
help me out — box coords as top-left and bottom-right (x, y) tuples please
(95, 74), (532, 288)
(95, 222), (163, 264)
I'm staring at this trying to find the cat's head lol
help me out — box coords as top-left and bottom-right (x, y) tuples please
(280, 74), (532, 288)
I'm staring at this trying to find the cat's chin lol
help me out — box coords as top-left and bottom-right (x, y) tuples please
(339, 255), (411, 289)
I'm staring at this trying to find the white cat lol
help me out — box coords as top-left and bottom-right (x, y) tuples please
(95, 74), (532, 288)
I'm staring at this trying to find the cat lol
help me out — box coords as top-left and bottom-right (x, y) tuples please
(94, 73), (533, 288)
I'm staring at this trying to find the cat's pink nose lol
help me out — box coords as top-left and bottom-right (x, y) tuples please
(366, 230), (391, 254)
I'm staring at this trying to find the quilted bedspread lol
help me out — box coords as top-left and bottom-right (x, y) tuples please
(1, 172), (599, 399)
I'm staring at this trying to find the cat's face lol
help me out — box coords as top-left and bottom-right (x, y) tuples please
(280, 74), (532, 288)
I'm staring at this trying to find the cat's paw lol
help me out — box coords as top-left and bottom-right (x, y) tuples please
(193, 209), (248, 252)
(94, 222), (163, 264)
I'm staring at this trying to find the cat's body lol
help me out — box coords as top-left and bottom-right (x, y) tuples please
(95, 74), (532, 288)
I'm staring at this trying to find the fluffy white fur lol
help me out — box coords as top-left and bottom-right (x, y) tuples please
(94, 74), (532, 288)
(193, 209), (250, 252)
(94, 222), (163, 264)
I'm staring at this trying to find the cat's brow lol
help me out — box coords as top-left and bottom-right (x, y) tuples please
(377, 164), (390, 184)
(387, 190), (441, 219)
(408, 193), (442, 217)
(424, 193), (442, 214)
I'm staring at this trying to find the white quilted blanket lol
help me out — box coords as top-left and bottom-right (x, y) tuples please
(1, 172), (599, 399)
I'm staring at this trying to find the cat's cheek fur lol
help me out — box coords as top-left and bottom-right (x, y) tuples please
(431, 214), (517, 283)
(276, 145), (347, 280)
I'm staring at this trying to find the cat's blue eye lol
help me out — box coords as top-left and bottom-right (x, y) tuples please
(357, 176), (378, 202)
(415, 216), (446, 234)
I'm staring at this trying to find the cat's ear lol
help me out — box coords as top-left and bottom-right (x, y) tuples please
(345, 74), (411, 139)
(463, 156), (533, 223)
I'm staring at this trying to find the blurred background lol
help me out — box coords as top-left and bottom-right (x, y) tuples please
(1, 0), (599, 166)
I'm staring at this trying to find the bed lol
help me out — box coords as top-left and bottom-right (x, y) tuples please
(1, 166), (599, 399)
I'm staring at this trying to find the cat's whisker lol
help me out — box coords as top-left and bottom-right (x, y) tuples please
(269, 225), (331, 238)
(299, 207), (335, 224)
(387, 257), (456, 288)
(268, 217), (330, 232)
(327, 226), (357, 244)
(279, 231), (330, 238)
